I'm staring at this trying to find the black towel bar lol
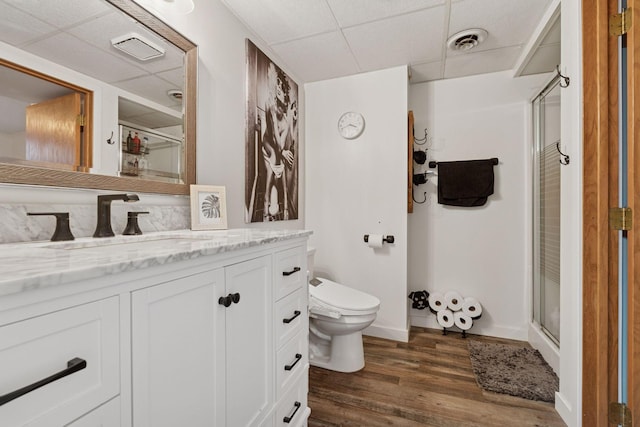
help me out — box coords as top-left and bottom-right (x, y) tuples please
(428, 158), (499, 168)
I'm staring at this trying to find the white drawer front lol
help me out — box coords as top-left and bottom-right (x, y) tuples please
(276, 331), (307, 400)
(275, 289), (305, 349)
(65, 396), (120, 427)
(274, 246), (306, 301)
(0, 297), (119, 427)
(275, 371), (309, 427)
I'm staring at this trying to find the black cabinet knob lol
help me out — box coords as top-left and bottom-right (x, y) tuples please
(218, 296), (232, 307)
(230, 293), (240, 304)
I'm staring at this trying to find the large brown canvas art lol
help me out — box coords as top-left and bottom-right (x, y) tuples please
(245, 39), (299, 223)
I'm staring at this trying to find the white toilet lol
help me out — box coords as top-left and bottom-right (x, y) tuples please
(307, 248), (380, 373)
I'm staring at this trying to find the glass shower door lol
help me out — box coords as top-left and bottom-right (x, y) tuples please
(532, 76), (561, 345)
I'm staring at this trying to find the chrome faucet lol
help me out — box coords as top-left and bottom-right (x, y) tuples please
(93, 194), (139, 238)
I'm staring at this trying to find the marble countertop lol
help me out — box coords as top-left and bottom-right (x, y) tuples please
(0, 229), (312, 298)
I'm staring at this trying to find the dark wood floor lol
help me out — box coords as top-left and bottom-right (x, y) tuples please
(307, 327), (566, 427)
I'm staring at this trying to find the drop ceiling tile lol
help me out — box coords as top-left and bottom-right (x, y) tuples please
(156, 67), (185, 90)
(444, 45), (522, 79)
(448, 0), (553, 53)
(0, 2), (56, 46)
(409, 61), (443, 83)
(271, 31), (359, 83)
(221, 0), (337, 44)
(326, 0), (445, 28)
(116, 74), (180, 108)
(520, 43), (560, 76)
(343, 6), (445, 71)
(23, 32), (147, 83)
(67, 11), (184, 75)
(4, 0), (111, 29)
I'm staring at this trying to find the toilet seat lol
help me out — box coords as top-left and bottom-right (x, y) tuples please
(309, 278), (380, 316)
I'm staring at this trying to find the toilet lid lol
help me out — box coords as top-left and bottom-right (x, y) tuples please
(310, 278), (380, 312)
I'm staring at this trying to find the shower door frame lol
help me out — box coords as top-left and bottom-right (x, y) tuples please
(532, 75), (562, 346)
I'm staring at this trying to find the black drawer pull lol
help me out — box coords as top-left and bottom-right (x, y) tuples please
(283, 310), (301, 324)
(282, 267), (301, 277)
(0, 357), (87, 407)
(284, 353), (302, 371)
(218, 295), (232, 307)
(230, 293), (240, 304)
(283, 401), (302, 423)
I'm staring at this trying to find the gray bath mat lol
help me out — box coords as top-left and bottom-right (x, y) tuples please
(467, 340), (559, 403)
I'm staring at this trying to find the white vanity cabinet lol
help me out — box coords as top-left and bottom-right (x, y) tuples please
(272, 246), (310, 427)
(130, 255), (274, 427)
(130, 268), (225, 427)
(0, 297), (120, 427)
(0, 231), (310, 427)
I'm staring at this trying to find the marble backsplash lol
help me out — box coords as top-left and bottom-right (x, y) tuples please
(0, 185), (191, 244)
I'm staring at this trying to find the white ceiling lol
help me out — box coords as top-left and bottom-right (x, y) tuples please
(220, 0), (560, 84)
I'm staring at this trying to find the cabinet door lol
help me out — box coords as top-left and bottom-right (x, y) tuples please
(131, 269), (225, 427)
(224, 256), (273, 427)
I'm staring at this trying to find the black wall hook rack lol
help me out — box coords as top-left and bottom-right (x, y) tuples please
(413, 128), (429, 146)
(557, 65), (570, 88)
(556, 141), (570, 165)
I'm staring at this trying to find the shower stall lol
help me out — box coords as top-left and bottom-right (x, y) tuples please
(532, 74), (562, 347)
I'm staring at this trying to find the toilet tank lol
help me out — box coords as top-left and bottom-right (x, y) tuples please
(307, 246), (316, 280)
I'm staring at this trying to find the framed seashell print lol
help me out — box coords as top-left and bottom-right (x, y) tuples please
(190, 185), (228, 230)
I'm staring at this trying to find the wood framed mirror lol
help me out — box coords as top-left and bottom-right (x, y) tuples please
(0, 0), (196, 195)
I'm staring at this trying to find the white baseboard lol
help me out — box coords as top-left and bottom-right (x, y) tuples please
(554, 391), (575, 427)
(409, 313), (527, 341)
(364, 323), (409, 342)
(528, 323), (560, 374)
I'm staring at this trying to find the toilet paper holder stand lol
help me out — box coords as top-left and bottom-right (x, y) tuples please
(363, 234), (395, 244)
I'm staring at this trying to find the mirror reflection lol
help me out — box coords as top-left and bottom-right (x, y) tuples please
(0, 0), (196, 194)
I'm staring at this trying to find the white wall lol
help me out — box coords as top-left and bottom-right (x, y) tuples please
(160, 1), (305, 230)
(0, 0), (305, 238)
(408, 71), (549, 341)
(556, 0), (583, 425)
(305, 66), (409, 342)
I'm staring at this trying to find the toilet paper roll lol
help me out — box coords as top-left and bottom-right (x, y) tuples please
(436, 309), (455, 328)
(461, 297), (483, 319)
(366, 234), (384, 248)
(444, 290), (464, 312)
(428, 292), (446, 312)
(454, 311), (473, 331)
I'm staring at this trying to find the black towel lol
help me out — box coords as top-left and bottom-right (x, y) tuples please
(437, 159), (495, 207)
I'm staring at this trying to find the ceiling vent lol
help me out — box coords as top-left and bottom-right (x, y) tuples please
(447, 29), (488, 52)
(111, 32), (165, 61)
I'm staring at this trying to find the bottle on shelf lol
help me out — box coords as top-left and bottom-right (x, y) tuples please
(133, 132), (141, 154)
(126, 131), (133, 152)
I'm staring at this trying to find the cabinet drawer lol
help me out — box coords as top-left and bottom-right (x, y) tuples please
(276, 331), (308, 400)
(66, 396), (120, 427)
(0, 297), (119, 427)
(274, 246), (306, 300)
(275, 289), (305, 349)
(275, 372), (309, 427)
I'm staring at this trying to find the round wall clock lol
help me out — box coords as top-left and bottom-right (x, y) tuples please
(337, 111), (365, 139)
